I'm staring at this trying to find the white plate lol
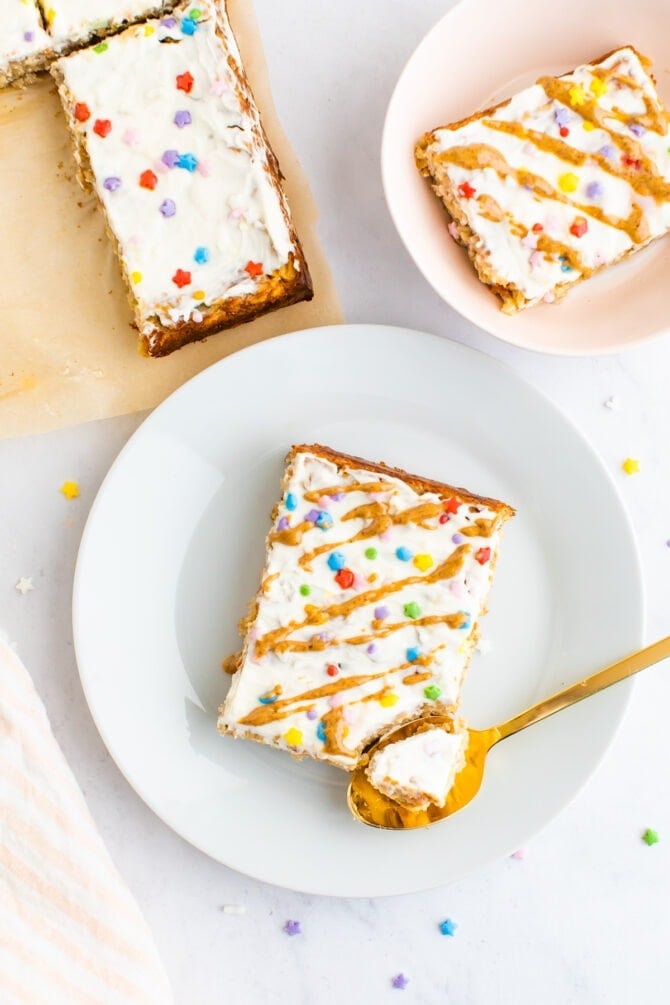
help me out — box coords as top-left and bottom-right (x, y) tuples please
(381, 0), (670, 355)
(73, 325), (643, 897)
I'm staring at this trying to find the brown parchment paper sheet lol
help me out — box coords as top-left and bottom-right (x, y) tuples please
(0, 0), (342, 439)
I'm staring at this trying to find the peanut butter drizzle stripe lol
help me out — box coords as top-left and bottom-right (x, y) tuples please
(402, 671), (433, 685)
(303, 481), (395, 503)
(254, 545), (471, 658)
(540, 66), (667, 136)
(476, 193), (505, 221)
(458, 517), (496, 538)
(238, 670), (392, 726)
(271, 613), (468, 654)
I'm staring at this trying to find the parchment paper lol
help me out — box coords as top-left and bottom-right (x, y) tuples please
(0, 0), (342, 438)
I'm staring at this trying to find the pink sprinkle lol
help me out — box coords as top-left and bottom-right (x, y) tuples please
(593, 251), (606, 268)
(379, 530), (392, 542)
(521, 234), (536, 249)
(353, 574), (367, 590)
(529, 251), (544, 269)
(318, 496), (331, 509)
(191, 309), (204, 323)
(210, 77), (228, 96)
(449, 579), (465, 598)
(198, 159), (211, 178)
(228, 207), (245, 221)
(343, 706), (357, 725)
(328, 694), (345, 709)
(447, 221), (459, 240)
(155, 160), (170, 175)
(542, 292), (555, 304)
(122, 128), (140, 147)
(369, 492), (385, 502)
(522, 142), (536, 158)
(511, 848), (526, 860)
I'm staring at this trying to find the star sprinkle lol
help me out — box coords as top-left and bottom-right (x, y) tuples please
(642, 828), (659, 846)
(622, 458), (640, 476)
(283, 920), (301, 936)
(568, 84), (585, 106)
(15, 577), (34, 596)
(604, 395), (620, 411)
(60, 481), (80, 500)
(391, 974), (409, 990)
(510, 848), (526, 860)
(439, 918), (458, 936)
(176, 71), (194, 93)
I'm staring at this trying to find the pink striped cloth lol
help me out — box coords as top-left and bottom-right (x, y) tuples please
(0, 638), (173, 1005)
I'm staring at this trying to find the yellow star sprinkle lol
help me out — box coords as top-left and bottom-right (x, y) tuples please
(60, 480), (80, 500)
(413, 553), (434, 572)
(569, 84), (585, 107)
(284, 728), (303, 747)
(379, 693), (399, 708)
(622, 457), (640, 476)
(46, 8), (56, 24)
(582, 121), (595, 132)
(131, 271), (143, 284)
(590, 77), (608, 98)
(144, 24), (155, 35)
(558, 172), (579, 193)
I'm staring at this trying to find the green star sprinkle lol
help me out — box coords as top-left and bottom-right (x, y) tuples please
(642, 828), (660, 846)
(93, 41), (108, 53)
(299, 584), (311, 597)
(424, 685), (442, 701)
(364, 547), (378, 559)
(403, 601), (421, 619)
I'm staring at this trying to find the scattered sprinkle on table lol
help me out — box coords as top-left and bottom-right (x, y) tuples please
(391, 974), (409, 990)
(604, 395), (620, 411)
(283, 920), (301, 936)
(621, 458), (640, 476)
(60, 480), (80, 500)
(511, 848), (526, 860)
(219, 905), (246, 915)
(15, 577), (34, 596)
(642, 828), (660, 846)
(439, 918), (458, 936)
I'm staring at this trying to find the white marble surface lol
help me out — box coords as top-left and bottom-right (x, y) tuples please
(2, 1), (670, 1001)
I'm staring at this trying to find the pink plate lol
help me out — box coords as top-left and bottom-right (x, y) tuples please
(382, 0), (670, 355)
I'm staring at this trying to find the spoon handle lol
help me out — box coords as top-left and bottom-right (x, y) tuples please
(496, 635), (670, 742)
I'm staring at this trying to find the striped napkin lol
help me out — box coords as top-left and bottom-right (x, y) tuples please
(0, 637), (173, 1005)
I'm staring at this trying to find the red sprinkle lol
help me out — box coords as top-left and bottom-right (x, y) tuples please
(139, 170), (158, 190)
(439, 512), (450, 524)
(622, 155), (641, 170)
(244, 261), (264, 277)
(93, 118), (111, 138)
(475, 547), (491, 565)
(457, 181), (476, 200)
(334, 568), (354, 589)
(531, 223), (544, 233)
(559, 126), (570, 138)
(172, 269), (192, 288)
(176, 71), (194, 93)
(326, 664), (339, 677)
(74, 102), (90, 122)
(569, 216), (588, 238)
(444, 497), (460, 514)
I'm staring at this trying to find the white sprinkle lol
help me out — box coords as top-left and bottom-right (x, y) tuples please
(220, 905), (246, 915)
(475, 638), (493, 655)
(15, 577), (34, 596)
(604, 395), (620, 411)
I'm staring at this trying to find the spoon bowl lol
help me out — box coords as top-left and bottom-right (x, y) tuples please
(348, 635), (670, 829)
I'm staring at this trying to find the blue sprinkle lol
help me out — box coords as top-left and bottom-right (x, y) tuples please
(285, 492), (298, 511)
(194, 246), (210, 265)
(315, 511), (333, 530)
(181, 16), (198, 35)
(258, 694), (277, 705)
(406, 646), (420, 662)
(458, 611), (471, 630)
(327, 551), (346, 571)
(586, 181), (603, 200)
(316, 721), (326, 742)
(559, 255), (573, 273)
(177, 152), (198, 172)
(439, 918), (458, 937)
(396, 546), (413, 562)
(629, 122), (645, 138)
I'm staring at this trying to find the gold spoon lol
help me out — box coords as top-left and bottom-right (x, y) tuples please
(348, 635), (670, 830)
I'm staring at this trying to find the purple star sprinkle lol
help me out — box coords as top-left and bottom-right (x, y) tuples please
(174, 109), (192, 128)
(629, 122), (646, 137)
(24, 31), (35, 43)
(160, 199), (176, 218)
(304, 508), (321, 523)
(283, 920), (301, 936)
(330, 492), (345, 501)
(374, 605), (390, 620)
(103, 176), (121, 192)
(586, 181), (604, 199)
(598, 144), (616, 160)
(277, 517), (289, 531)
(392, 974), (409, 990)
(451, 533), (464, 545)
(161, 16), (178, 27)
(367, 643), (377, 654)
(162, 149), (180, 168)
(554, 107), (571, 128)
(306, 709), (318, 721)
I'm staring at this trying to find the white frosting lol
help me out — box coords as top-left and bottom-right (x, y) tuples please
(56, 1), (297, 333)
(219, 450), (509, 769)
(425, 47), (670, 306)
(40, 0), (167, 45)
(366, 726), (467, 810)
(1, 0), (51, 77)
